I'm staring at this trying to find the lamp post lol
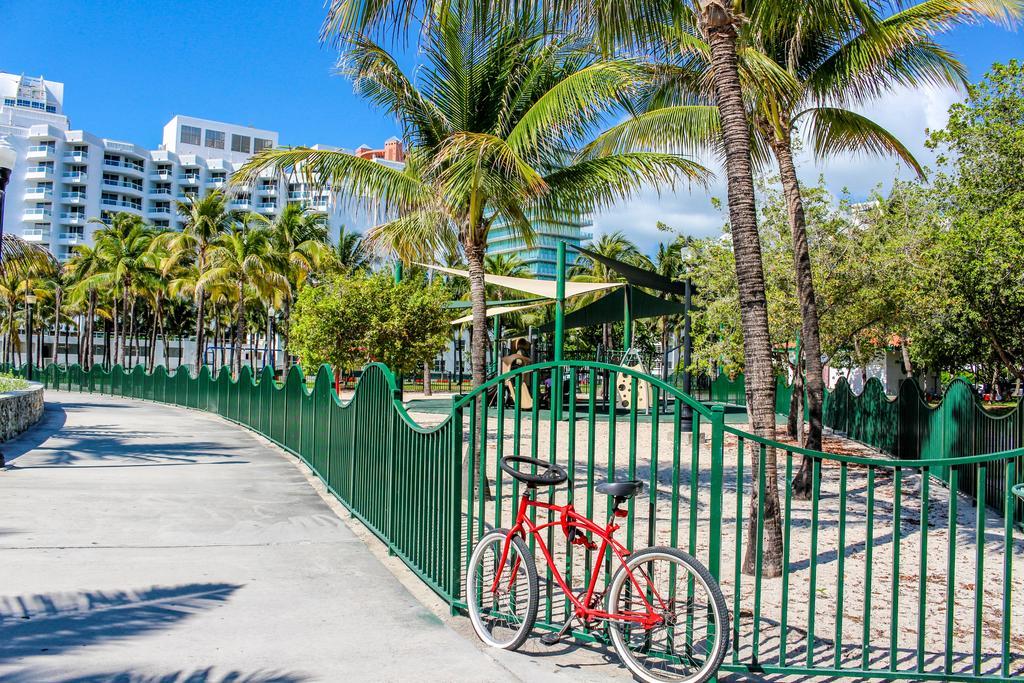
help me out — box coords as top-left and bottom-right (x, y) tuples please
(25, 293), (37, 381)
(0, 136), (15, 247)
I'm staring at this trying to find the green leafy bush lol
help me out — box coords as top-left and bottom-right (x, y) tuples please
(0, 373), (31, 393)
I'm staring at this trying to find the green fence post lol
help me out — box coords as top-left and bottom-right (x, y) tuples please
(553, 241), (566, 362)
(708, 404), (725, 580)
(449, 399), (464, 614)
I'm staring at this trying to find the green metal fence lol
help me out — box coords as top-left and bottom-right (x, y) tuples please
(21, 361), (1024, 681)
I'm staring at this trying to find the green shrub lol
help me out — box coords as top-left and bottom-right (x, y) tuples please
(0, 373), (30, 393)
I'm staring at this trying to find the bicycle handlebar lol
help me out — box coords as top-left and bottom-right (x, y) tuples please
(500, 455), (568, 487)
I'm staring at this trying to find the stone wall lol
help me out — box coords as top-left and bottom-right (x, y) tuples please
(0, 382), (44, 444)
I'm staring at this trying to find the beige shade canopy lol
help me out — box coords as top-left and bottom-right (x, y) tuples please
(417, 263), (623, 299)
(449, 300), (552, 325)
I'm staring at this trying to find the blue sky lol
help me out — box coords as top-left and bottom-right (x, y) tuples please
(4, 1), (1022, 248)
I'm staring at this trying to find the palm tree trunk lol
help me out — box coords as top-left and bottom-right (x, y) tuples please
(233, 288), (244, 377)
(213, 305), (221, 369)
(126, 297), (136, 368)
(465, 240), (488, 388)
(770, 137), (826, 500)
(86, 289), (96, 370)
(193, 292), (206, 372)
(51, 286), (62, 366)
(282, 297), (292, 373)
(159, 307), (170, 370)
(112, 294), (120, 367)
(702, 1), (782, 577)
(148, 298), (160, 371)
(103, 319), (111, 369)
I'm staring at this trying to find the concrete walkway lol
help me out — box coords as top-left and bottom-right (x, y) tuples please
(0, 392), (517, 683)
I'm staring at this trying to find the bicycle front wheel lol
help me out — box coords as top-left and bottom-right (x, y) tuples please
(466, 528), (538, 651)
(607, 546), (729, 683)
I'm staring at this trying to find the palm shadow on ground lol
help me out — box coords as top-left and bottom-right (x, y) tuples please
(0, 583), (243, 663)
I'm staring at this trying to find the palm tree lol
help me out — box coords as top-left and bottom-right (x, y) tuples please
(615, 0), (1020, 499)
(199, 226), (289, 376)
(258, 203), (331, 371)
(751, 0), (1020, 498)
(239, 6), (706, 388)
(163, 191), (236, 372)
(333, 225), (372, 273)
(65, 243), (105, 370)
(88, 215), (157, 367)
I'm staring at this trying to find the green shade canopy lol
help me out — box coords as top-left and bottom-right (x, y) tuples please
(537, 287), (687, 333)
(574, 245), (691, 296)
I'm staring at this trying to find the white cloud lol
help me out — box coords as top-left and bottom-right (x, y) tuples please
(590, 84), (962, 254)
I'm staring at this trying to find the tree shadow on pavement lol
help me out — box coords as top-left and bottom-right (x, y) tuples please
(4, 668), (309, 683)
(1, 402), (68, 466)
(0, 583), (242, 663)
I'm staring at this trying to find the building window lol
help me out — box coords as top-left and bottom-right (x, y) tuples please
(180, 125), (201, 145)
(254, 138), (272, 153)
(205, 129), (225, 149)
(231, 134), (251, 154)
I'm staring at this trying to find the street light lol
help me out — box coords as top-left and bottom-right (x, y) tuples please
(0, 136), (16, 246)
(25, 292), (37, 381)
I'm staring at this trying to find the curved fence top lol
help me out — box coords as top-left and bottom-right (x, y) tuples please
(451, 359), (713, 418)
(724, 420), (1024, 470)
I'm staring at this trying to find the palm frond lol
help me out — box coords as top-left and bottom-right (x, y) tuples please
(233, 147), (428, 214)
(798, 106), (925, 176)
(579, 105), (722, 158)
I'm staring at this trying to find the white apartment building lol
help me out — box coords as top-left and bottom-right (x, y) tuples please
(0, 72), (403, 262)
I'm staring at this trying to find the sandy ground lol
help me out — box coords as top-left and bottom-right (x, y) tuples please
(402, 395), (1024, 680)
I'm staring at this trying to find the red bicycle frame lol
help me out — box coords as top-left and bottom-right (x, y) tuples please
(491, 490), (669, 629)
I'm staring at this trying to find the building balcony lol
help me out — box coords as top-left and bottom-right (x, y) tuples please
(64, 151), (89, 162)
(258, 185), (277, 195)
(24, 188), (53, 201)
(59, 232), (85, 245)
(26, 146), (56, 160)
(25, 168), (54, 180)
(287, 191), (310, 200)
(23, 208), (53, 222)
(149, 187), (173, 197)
(230, 201), (251, 210)
(206, 178), (227, 188)
(179, 175), (200, 185)
(22, 229), (50, 242)
(59, 213), (86, 225)
(150, 170), (174, 181)
(148, 207), (172, 215)
(257, 204), (277, 213)
(62, 171), (88, 182)
(61, 192), (87, 203)
(120, 163), (145, 176)
(102, 179), (144, 194)
(101, 199), (143, 212)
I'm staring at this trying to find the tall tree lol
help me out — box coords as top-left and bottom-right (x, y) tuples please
(199, 226), (290, 376)
(237, 5), (706, 389)
(163, 191), (236, 372)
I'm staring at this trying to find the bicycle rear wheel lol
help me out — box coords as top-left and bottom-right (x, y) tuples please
(607, 546), (729, 683)
(466, 528), (538, 650)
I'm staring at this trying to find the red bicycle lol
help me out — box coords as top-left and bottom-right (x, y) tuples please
(466, 456), (729, 683)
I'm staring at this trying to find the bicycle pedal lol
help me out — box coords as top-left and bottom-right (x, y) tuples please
(540, 617), (577, 646)
(540, 632), (562, 646)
